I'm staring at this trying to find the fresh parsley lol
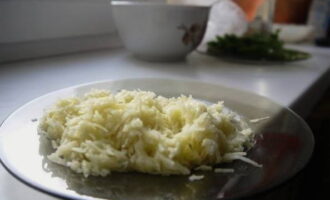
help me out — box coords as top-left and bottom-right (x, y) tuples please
(207, 31), (310, 62)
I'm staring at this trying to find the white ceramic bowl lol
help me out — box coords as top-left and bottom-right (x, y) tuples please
(111, 1), (210, 61)
(272, 24), (315, 43)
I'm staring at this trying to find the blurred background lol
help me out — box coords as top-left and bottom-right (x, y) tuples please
(0, 0), (329, 63)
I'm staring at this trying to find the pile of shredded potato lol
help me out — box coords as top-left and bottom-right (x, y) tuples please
(39, 90), (257, 177)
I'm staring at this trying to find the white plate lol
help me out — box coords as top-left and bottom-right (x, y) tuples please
(196, 50), (311, 65)
(0, 78), (314, 200)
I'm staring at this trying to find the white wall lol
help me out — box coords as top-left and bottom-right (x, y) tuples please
(0, 0), (121, 62)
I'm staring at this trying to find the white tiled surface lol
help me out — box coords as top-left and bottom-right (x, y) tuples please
(0, 46), (329, 199)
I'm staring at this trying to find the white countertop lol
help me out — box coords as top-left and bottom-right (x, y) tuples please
(0, 45), (329, 199)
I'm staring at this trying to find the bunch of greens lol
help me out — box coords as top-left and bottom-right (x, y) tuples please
(207, 31), (310, 62)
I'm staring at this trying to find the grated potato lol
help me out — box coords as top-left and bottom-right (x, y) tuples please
(39, 90), (256, 177)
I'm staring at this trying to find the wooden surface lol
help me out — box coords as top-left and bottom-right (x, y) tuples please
(274, 0), (313, 24)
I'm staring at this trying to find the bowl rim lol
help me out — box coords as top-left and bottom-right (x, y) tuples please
(111, 0), (211, 8)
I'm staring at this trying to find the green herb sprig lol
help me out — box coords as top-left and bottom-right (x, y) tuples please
(207, 31), (310, 62)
